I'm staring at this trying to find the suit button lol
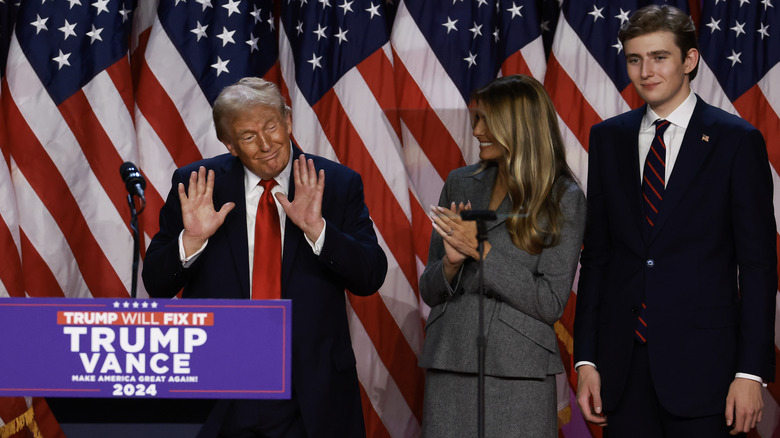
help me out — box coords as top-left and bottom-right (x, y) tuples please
(646, 259), (655, 267)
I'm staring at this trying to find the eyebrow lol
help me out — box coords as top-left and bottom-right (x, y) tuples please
(626, 49), (673, 58)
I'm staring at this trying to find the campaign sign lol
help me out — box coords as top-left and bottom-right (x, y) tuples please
(0, 298), (291, 399)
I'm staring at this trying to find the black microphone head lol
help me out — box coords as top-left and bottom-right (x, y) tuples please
(119, 162), (146, 192)
(460, 210), (497, 221)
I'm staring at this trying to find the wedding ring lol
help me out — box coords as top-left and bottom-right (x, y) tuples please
(447, 228), (453, 236)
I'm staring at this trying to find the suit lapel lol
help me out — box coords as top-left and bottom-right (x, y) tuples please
(217, 155), (252, 298)
(281, 145), (304, 293)
(615, 108), (646, 241)
(465, 165), (506, 231)
(648, 99), (714, 243)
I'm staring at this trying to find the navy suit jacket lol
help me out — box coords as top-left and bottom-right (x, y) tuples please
(142, 145), (388, 436)
(574, 97), (777, 417)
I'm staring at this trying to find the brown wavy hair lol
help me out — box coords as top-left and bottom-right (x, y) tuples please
(472, 75), (576, 254)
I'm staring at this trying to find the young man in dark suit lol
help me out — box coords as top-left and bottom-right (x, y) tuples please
(574, 5), (776, 436)
(143, 77), (387, 437)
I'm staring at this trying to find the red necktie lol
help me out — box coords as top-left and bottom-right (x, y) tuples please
(642, 119), (670, 229)
(251, 179), (281, 300)
(636, 119), (670, 343)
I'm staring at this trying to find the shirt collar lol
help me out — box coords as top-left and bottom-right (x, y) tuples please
(641, 90), (697, 132)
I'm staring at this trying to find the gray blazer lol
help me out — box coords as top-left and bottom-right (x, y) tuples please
(419, 164), (586, 378)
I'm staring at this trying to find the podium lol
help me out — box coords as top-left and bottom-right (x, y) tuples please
(0, 297), (292, 437)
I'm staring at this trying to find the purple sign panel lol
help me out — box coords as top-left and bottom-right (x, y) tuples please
(0, 298), (291, 399)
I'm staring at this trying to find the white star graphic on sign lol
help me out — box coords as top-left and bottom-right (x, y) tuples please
(705, 17), (721, 33)
(296, 20), (304, 35)
(132, 302), (140, 308)
(59, 20), (77, 40)
(246, 32), (259, 51)
(151, 302), (158, 308)
(211, 57), (230, 75)
(113, 301), (120, 308)
(195, 0), (213, 11)
(123, 302), (130, 308)
(142, 301), (149, 308)
(30, 14), (48, 34)
(507, 2), (522, 18)
(730, 20), (746, 37)
(86, 24), (103, 43)
(191, 21), (208, 41)
(469, 22), (482, 38)
(612, 38), (622, 53)
(464, 51), (477, 68)
(335, 27), (348, 43)
(365, 2), (381, 19)
(217, 26), (236, 46)
(762, 0), (774, 9)
(727, 50), (742, 66)
(615, 8), (630, 24)
(91, 0), (109, 14)
(307, 53), (323, 70)
(442, 17), (458, 34)
(313, 23), (327, 40)
(338, 0), (353, 14)
(67, 0), (81, 9)
(250, 5), (262, 23)
(757, 23), (770, 39)
(119, 5), (130, 22)
(588, 5), (604, 22)
(223, 0), (241, 16)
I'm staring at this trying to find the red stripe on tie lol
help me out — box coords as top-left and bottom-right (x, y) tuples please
(643, 175), (663, 200)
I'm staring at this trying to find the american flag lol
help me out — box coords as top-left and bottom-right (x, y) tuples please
(2, 0), (780, 437)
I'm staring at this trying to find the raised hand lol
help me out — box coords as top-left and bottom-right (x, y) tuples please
(275, 154), (326, 242)
(179, 166), (235, 256)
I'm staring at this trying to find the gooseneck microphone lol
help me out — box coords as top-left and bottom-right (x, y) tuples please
(119, 162), (146, 201)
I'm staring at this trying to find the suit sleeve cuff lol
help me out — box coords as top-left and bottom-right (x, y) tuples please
(735, 372), (767, 387)
(179, 230), (208, 267)
(575, 361), (597, 372)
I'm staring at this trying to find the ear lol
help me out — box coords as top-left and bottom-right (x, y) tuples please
(285, 112), (293, 136)
(683, 48), (699, 75)
(223, 141), (238, 157)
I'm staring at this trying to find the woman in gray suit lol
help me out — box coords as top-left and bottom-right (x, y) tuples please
(420, 74), (586, 437)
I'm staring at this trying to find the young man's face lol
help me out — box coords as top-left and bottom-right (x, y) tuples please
(624, 30), (698, 117)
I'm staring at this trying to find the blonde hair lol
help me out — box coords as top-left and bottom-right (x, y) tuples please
(212, 77), (291, 143)
(472, 75), (576, 254)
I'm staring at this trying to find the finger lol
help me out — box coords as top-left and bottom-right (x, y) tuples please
(725, 397), (735, 428)
(307, 159), (318, 185)
(216, 202), (236, 219)
(274, 192), (292, 212)
(188, 170), (198, 196)
(196, 166), (207, 195)
(177, 182), (188, 203)
(204, 169), (216, 198)
(316, 168), (325, 194)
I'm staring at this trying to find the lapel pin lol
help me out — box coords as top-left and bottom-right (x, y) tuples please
(702, 134), (710, 142)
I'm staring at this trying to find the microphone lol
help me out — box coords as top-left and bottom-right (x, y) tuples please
(460, 210), (497, 221)
(119, 162), (146, 201)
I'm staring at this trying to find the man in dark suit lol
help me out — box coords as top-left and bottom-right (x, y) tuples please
(573, 5), (776, 437)
(142, 77), (388, 437)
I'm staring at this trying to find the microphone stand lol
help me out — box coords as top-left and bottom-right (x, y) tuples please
(461, 209), (496, 438)
(125, 194), (145, 298)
